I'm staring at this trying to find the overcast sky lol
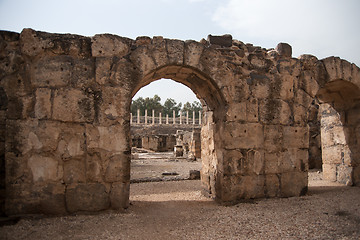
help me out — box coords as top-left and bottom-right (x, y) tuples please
(1, 0), (359, 104)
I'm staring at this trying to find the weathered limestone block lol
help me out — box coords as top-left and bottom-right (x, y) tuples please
(322, 145), (352, 165)
(98, 86), (129, 125)
(295, 88), (313, 108)
(65, 183), (110, 213)
(224, 149), (264, 176)
(322, 163), (337, 181)
(275, 43), (292, 58)
(63, 159), (86, 184)
(71, 59), (95, 88)
(280, 171), (307, 197)
(34, 88), (51, 119)
(337, 164), (353, 185)
(264, 125), (283, 153)
(53, 88), (94, 122)
(259, 99), (292, 125)
(166, 39), (184, 65)
(283, 126), (309, 149)
(110, 182), (130, 209)
(224, 122), (264, 149)
(265, 174), (280, 197)
(299, 70), (320, 97)
(28, 155), (62, 182)
(6, 183), (66, 215)
(226, 102), (246, 122)
(20, 28), (54, 56)
(104, 154), (130, 182)
(33, 56), (72, 87)
(91, 34), (132, 57)
(207, 34), (233, 48)
(130, 45), (156, 76)
(321, 125), (349, 148)
(86, 124), (128, 153)
(229, 175), (265, 200)
(86, 153), (102, 182)
(184, 40), (204, 68)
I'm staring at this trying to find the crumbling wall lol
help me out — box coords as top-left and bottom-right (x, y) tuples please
(0, 28), (359, 215)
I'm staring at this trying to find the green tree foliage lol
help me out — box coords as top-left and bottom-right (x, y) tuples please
(163, 98), (182, 117)
(131, 95), (201, 118)
(181, 101), (202, 118)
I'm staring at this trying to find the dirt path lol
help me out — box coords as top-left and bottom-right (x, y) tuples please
(1, 178), (360, 240)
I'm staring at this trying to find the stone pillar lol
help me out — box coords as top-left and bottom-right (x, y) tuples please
(159, 112), (162, 124)
(152, 109), (155, 125)
(173, 110), (176, 124)
(199, 111), (202, 125)
(137, 109), (140, 124)
(166, 114), (169, 124)
(193, 111), (195, 124)
(145, 109), (148, 125)
(179, 111), (182, 124)
(130, 113), (133, 124)
(186, 111), (189, 124)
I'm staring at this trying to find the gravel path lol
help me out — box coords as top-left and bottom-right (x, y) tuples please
(1, 177), (360, 240)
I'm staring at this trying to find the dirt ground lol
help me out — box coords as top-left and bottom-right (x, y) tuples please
(1, 153), (360, 239)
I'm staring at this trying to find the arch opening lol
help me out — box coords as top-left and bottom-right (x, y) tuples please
(128, 65), (227, 201)
(315, 80), (360, 185)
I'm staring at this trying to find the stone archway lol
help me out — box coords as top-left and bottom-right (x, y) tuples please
(129, 65), (227, 199)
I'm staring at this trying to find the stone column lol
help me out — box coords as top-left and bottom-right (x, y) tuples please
(152, 109), (155, 125)
(145, 109), (148, 125)
(193, 111), (195, 125)
(186, 111), (189, 124)
(159, 112), (162, 124)
(199, 111), (201, 125)
(173, 110), (175, 124)
(166, 114), (169, 124)
(179, 111), (182, 124)
(137, 109), (140, 124)
(130, 113), (133, 124)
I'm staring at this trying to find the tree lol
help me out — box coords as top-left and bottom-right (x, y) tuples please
(181, 100), (202, 118)
(163, 98), (182, 117)
(131, 95), (163, 116)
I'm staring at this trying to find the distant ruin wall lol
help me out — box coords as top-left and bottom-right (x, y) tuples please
(0, 29), (359, 216)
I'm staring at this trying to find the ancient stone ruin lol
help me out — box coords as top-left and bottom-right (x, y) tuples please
(0, 29), (359, 215)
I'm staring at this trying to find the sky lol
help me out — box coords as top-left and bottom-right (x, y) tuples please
(1, 0), (359, 104)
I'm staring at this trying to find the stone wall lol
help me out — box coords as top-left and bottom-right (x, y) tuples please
(0, 28), (359, 215)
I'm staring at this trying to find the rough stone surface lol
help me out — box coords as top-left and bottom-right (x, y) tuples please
(0, 29), (359, 215)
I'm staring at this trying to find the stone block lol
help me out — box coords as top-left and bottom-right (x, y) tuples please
(336, 164), (353, 185)
(97, 125), (128, 152)
(91, 34), (131, 57)
(33, 56), (72, 87)
(104, 154), (130, 182)
(283, 126), (309, 149)
(280, 171), (307, 197)
(130, 45), (156, 76)
(264, 125), (283, 152)
(207, 34), (233, 47)
(321, 125), (349, 148)
(20, 28), (53, 56)
(264, 152), (281, 174)
(53, 88), (94, 123)
(353, 166), (360, 186)
(166, 39), (184, 65)
(322, 163), (337, 181)
(226, 102), (246, 121)
(236, 175), (265, 199)
(224, 122), (264, 149)
(246, 98), (259, 122)
(299, 70), (319, 97)
(276, 43), (292, 58)
(110, 182), (130, 209)
(86, 153), (102, 182)
(98, 87), (128, 125)
(322, 145), (351, 165)
(265, 174), (280, 197)
(63, 159), (86, 184)
(259, 99), (292, 125)
(295, 88), (313, 108)
(34, 88), (51, 119)
(71, 59), (95, 88)
(5, 152), (31, 184)
(282, 148), (308, 172)
(28, 155), (62, 182)
(65, 183), (110, 213)
(184, 40), (204, 68)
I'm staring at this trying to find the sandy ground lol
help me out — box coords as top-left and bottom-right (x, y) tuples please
(1, 155), (360, 239)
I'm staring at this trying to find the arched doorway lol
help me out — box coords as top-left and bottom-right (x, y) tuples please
(316, 80), (360, 185)
(128, 65), (227, 199)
